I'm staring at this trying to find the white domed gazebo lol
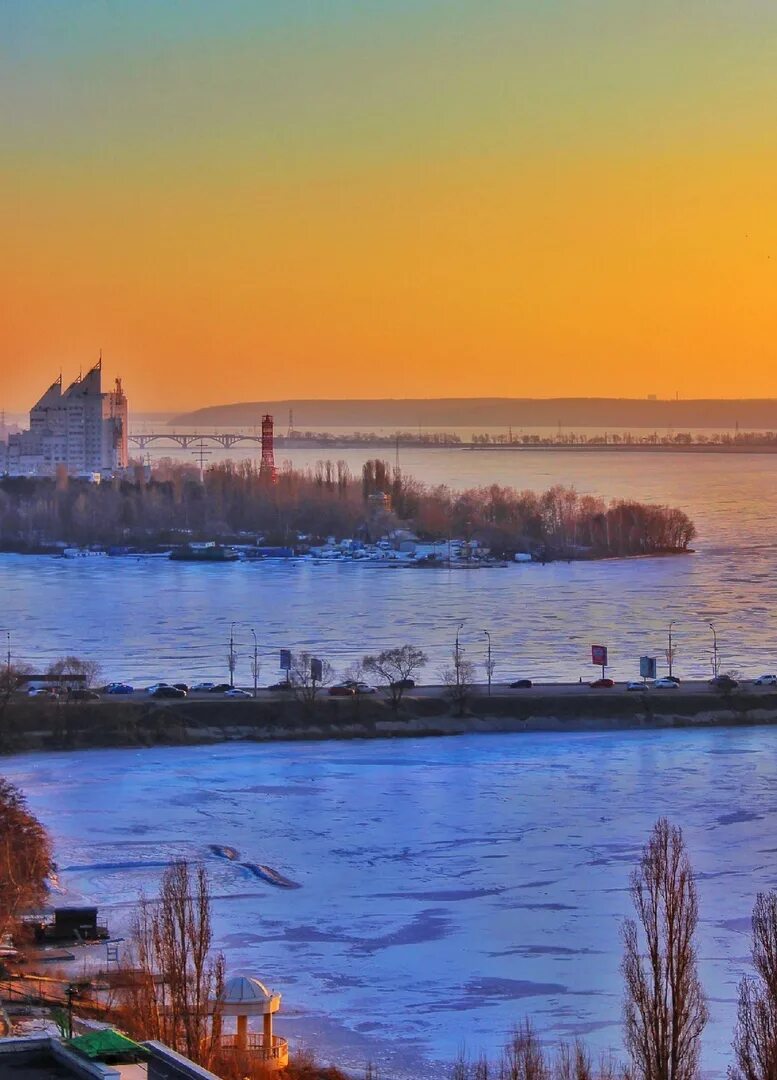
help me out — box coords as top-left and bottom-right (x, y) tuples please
(211, 975), (288, 1070)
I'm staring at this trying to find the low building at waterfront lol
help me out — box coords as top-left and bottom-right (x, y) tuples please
(6, 360), (128, 478)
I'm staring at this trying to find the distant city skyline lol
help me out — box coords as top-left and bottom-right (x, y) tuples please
(3, 1), (777, 411)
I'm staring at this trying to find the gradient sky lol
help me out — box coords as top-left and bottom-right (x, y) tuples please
(3, 1), (777, 412)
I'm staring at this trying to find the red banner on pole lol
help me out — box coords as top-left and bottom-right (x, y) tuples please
(591, 645), (608, 666)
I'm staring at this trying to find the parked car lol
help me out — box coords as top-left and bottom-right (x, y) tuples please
(754, 674), (777, 686)
(266, 681), (294, 691)
(590, 677), (614, 688)
(173, 683), (190, 692)
(665, 675), (681, 684)
(342, 680), (376, 694)
(151, 685), (187, 699)
(67, 689), (100, 701)
(208, 684), (233, 693)
(329, 685), (356, 696)
(391, 678), (416, 690)
(224, 688), (252, 698)
(509, 679), (533, 689)
(626, 681), (648, 691)
(192, 681), (216, 692)
(654, 678), (679, 689)
(710, 675), (739, 690)
(27, 687), (57, 698)
(146, 683), (173, 695)
(106, 683), (134, 694)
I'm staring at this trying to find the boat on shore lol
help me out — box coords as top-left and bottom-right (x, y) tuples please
(169, 542), (239, 562)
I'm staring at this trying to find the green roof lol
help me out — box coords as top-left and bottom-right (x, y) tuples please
(68, 1029), (148, 1060)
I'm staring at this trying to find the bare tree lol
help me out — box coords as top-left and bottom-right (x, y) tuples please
(0, 662), (31, 738)
(47, 655), (101, 688)
(730, 892), (777, 1080)
(117, 861), (225, 1068)
(622, 818), (708, 1080)
(556, 1041), (594, 1080)
(363, 645), (428, 710)
(499, 1021), (552, 1080)
(289, 650), (334, 707)
(0, 779), (53, 939)
(441, 650), (476, 717)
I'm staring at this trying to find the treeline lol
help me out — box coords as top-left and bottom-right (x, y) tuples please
(472, 429), (777, 446)
(0, 459), (696, 558)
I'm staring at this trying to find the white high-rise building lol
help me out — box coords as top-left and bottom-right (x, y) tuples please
(6, 360), (129, 478)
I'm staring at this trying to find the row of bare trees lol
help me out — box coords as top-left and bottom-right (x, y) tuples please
(0, 460), (695, 558)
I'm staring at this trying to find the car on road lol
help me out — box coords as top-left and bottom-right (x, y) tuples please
(509, 679), (533, 689)
(710, 675), (739, 690)
(146, 683), (174, 695)
(173, 683), (190, 692)
(105, 682), (134, 694)
(755, 674), (777, 686)
(208, 683), (233, 693)
(151, 685), (187, 699)
(654, 678), (679, 689)
(329, 685), (356, 696)
(266, 681), (294, 691)
(665, 675), (681, 684)
(224, 688), (252, 698)
(626, 681), (648, 691)
(391, 678), (416, 690)
(589, 677), (614, 688)
(27, 687), (58, 698)
(342, 680), (377, 694)
(67, 689), (100, 701)
(192, 681), (216, 692)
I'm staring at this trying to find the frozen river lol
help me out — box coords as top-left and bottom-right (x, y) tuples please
(5, 728), (777, 1078)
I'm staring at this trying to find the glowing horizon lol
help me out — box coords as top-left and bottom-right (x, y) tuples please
(3, 1), (777, 412)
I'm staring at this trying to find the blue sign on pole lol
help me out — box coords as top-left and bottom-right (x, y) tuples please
(640, 656), (657, 679)
(310, 658), (323, 683)
(279, 649), (292, 671)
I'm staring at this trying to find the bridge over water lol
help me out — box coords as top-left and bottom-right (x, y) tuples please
(129, 432), (266, 449)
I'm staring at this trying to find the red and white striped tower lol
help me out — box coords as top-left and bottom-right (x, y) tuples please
(260, 414), (277, 482)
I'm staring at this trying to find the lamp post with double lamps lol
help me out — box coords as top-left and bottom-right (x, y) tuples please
(482, 629), (492, 696)
(708, 622), (719, 678)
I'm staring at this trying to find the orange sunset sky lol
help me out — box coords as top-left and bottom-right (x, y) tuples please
(3, 1), (777, 413)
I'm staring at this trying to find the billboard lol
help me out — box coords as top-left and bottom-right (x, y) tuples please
(310, 657), (324, 682)
(591, 645), (608, 667)
(640, 656), (657, 679)
(279, 648), (292, 671)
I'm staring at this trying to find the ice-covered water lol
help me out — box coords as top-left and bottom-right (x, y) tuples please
(4, 730), (776, 1078)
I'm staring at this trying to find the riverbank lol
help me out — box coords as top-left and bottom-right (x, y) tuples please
(2, 687), (777, 755)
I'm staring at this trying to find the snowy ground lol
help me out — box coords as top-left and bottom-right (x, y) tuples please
(4, 728), (777, 1078)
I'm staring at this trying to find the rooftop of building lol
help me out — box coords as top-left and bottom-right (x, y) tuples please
(0, 1037), (220, 1080)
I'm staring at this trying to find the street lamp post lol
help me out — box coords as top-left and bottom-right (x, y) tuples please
(667, 621), (676, 678)
(228, 622), (237, 688)
(482, 629), (492, 696)
(455, 622), (464, 668)
(0, 629), (10, 694)
(251, 629), (258, 698)
(709, 622), (719, 678)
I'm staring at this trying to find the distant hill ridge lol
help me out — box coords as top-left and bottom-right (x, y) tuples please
(170, 398), (777, 430)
